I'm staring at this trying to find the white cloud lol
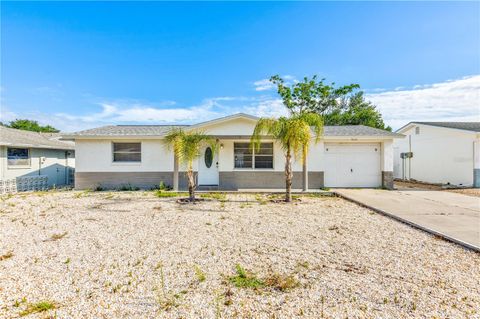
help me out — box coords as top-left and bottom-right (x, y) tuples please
(1, 94), (288, 132)
(253, 75), (297, 91)
(253, 79), (275, 91)
(241, 97), (287, 118)
(53, 99), (223, 130)
(0, 107), (16, 123)
(4, 75), (479, 133)
(366, 75), (480, 129)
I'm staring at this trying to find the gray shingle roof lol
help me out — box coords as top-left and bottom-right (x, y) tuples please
(411, 122), (480, 132)
(71, 125), (187, 136)
(323, 125), (402, 137)
(0, 126), (74, 150)
(67, 123), (400, 138)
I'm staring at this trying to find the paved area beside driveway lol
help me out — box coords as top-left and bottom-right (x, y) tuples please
(335, 188), (480, 251)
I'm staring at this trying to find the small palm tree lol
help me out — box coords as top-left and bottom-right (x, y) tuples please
(251, 113), (323, 202)
(164, 129), (217, 201)
(297, 113), (324, 191)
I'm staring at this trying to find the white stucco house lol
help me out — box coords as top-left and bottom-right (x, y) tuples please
(394, 122), (480, 188)
(0, 126), (75, 188)
(63, 113), (403, 191)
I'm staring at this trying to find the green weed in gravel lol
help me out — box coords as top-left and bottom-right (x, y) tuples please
(264, 273), (299, 291)
(200, 192), (227, 201)
(155, 190), (184, 198)
(19, 301), (56, 316)
(228, 264), (264, 289)
(194, 265), (206, 282)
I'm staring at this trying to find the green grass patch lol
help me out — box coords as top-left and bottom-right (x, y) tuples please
(157, 181), (172, 191)
(302, 192), (335, 198)
(194, 265), (206, 282)
(73, 189), (92, 198)
(0, 193), (14, 201)
(264, 273), (299, 291)
(227, 265), (300, 292)
(200, 192), (227, 201)
(254, 194), (268, 205)
(155, 190), (181, 198)
(228, 264), (264, 289)
(19, 301), (56, 316)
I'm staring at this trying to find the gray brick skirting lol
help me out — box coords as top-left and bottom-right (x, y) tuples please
(75, 172), (173, 190)
(219, 171), (324, 190)
(382, 171), (394, 189)
(75, 172), (197, 190)
(76, 171), (324, 191)
(474, 169), (480, 188)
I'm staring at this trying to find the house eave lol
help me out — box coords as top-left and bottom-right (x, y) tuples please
(187, 113), (259, 131)
(323, 135), (404, 140)
(396, 122), (479, 134)
(0, 142), (74, 150)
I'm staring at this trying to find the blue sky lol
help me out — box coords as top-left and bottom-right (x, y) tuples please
(1, 1), (479, 131)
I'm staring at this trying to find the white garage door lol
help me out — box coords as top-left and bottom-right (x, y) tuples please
(324, 143), (381, 188)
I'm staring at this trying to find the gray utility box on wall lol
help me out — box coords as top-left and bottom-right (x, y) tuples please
(400, 152), (413, 159)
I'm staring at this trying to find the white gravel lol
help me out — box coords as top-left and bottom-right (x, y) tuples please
(0, 191), (479, 318)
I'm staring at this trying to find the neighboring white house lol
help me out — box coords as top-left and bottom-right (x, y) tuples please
(394, 122), (480, 187)
(62, 113), (403, 191)
(0, 126), (75, 188)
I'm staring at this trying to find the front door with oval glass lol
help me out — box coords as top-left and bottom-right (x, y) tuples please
(198, 145), (219, 185)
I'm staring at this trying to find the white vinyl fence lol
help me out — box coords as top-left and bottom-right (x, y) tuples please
(0, 176), (49, 194)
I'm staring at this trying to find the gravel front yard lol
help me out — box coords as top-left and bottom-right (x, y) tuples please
(1, 191), (479, 318)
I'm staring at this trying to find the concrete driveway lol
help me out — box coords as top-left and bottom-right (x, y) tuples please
(335, 188), (480, 251)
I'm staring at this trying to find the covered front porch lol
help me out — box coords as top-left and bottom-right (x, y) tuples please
(171, 135), (324, 192)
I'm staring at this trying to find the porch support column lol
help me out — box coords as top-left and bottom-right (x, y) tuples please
(474, 140), (480, 188)
(173, 154), (179, 191)
(302, 156), (308, 192)
(381, 140), (394, 190)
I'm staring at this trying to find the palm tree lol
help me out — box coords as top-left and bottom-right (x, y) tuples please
(251, 113), (323, 202)
(164, 129), (217, 201)
(298, 113), (324, 191)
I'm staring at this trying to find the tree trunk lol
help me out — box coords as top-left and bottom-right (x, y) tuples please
(302, 145), (308, 192)
(187, 165), (195, 201)
(285, 146), (292, 202)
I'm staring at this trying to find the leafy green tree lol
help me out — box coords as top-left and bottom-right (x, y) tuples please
(164, 129), (217, 201)
(5, 119), (59, 133)
(324, 92), (391, 131)
(271, 75), (353, 190)
(251, 113), (323, 202)
(270, 75), (389, 130)
(270, 75), (360, 115)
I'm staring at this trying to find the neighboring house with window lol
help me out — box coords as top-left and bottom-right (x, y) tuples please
(0, 126), (75, 187)
(64, 113), (402, 190)
(394, 122), (480, 187)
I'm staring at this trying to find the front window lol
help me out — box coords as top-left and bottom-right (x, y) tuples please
(234, 143), (252, 168)
(7, 148), (30, 166)
(113, 142), (141, 162)
(254, 143), (273, 168)
(234, 142), (273, 169)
